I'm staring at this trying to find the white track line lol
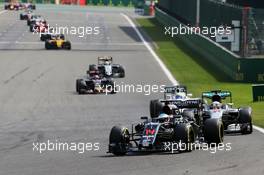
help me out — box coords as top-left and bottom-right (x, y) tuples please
(253, 125), (264, 134)
(0, 41), (143, 46)
(121, 13), (264, 134)
(121, 13), (178, 85)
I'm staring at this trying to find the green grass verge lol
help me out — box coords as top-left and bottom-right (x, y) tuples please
(136, 18), (264, 128)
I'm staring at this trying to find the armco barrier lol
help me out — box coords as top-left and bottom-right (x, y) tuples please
(155, 7), (264, 83)
(121, 0), (130, 6)
(92, 0), (100, 5)
(112, 0), (120, 6)
(102, 0), (110, 5)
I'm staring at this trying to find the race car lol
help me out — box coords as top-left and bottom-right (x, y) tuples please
(27, 15), (44, 26)
(29, 20), (48, 33)
(108, 114), (194, 156)
(20, 9), (33, 20)
(76, 75), (116, 94)
(4, 3), (20, 10)
(45, 35), (71, 50)
(149, 85), (193, 118)
(108, 99), (223, 156)
(202, 90), (253, 134)
(22, 3), (36, 10)
(87, 56), (125, 78)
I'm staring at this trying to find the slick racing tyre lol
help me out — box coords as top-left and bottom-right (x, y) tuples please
(40, 34), (47, 41)
(239, 107), (253, 134)
(119, 67), (125, 78)
(204, 118), (224, 144)
(45, 42), (50, 50)
(149, 99), (163, 118)
(29, 25), (35, 32)
(45, 42), (55, 50)
(89, 64), (97, 72)
(76, 79), (85, 94)
(174, 123), (195, 152)
(109, 126), (129, 156)
(62, 41), (71, 50)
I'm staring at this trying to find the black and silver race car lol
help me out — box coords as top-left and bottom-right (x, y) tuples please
(87, 56), (125, 78)
(76, 75), (116, 95)
(108, 99), (224, 156)
(150, 85), (193, 118)
(22, 3), (36, 10)
(20, 9), (33, 20)
(27, 15), (44, 26)
(202, 90), (253, 134)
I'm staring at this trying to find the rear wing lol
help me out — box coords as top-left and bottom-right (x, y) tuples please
(164, 85), (187, 94)
(98, 56), (113, 65)
(202, 90), (232, 99)
(160, 99), (202, 109)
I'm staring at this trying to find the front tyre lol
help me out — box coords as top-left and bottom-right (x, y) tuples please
(109, 126), (129, 156)
(63, 41), (71, 50)
(204, 118), (224, 144)
(174, 123), (195, 152)
(45, 42), (51, 50)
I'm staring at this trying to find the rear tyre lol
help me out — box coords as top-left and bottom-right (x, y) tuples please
(239, 107), (253, 134)
(40, 34), (46, 41)
(119, 67), (125, 78)
(89, 64), (97, 71)
(204, 118), (224, 144)
(149, 99), (163, 118)
(109, 126), (129, 156)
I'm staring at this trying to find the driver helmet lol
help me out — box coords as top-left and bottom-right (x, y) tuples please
(158, 113), (171, 123)
(94, 75), (100, 80)
(105, 61), (110, 65)
(211, 101), (222, 110)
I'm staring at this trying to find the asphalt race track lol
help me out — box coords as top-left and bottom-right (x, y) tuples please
(0, 5), (263, 175)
